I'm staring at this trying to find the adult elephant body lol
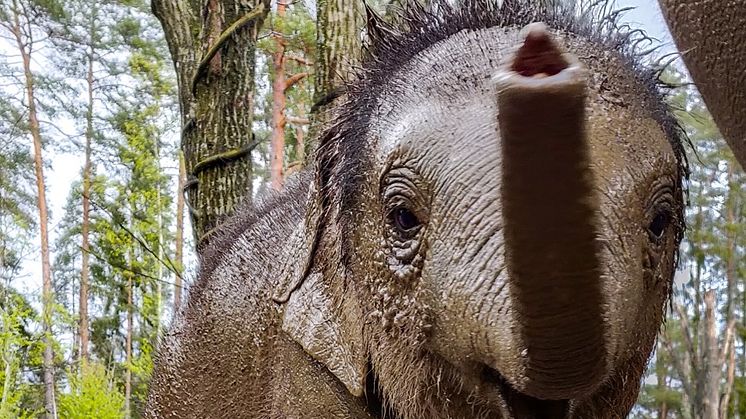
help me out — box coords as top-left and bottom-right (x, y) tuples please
(146, 2), (689, 418)
(659, 0), (746, 169)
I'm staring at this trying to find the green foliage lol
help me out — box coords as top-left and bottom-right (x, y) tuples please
(58, 362), (125, 419)
(255, 1), (316, 176)
(0, 288), (43, 418)
(0, 0), (178, 416)
(51, 16), (175, 417)
(637, 383), (684, 413)
(0, 138), (36, 282)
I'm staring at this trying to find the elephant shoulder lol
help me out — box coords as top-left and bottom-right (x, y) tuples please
(197, 170), (313, 286)
(183, 169), (314, 340)
(146, 172), (314, 417)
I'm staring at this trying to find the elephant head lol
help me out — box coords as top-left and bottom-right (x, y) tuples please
(658, 0), (746, 169)
(275, 1), (688, 417)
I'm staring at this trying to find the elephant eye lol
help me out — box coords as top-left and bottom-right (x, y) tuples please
(647, 211), (670, 241)
(646, 184), (676, 244)
(391, 207), (422, 235)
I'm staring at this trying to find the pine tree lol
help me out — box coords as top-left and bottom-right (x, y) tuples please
(0, 1), (67, 415)
(48, 2), (179, 417)
(53, 0), (126, 365)
(259, 1), (314, 188)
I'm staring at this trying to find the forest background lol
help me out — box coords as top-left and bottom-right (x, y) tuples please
(0, 0), (743, 418)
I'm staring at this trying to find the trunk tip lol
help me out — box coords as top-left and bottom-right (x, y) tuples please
(511, 22), (569, 78)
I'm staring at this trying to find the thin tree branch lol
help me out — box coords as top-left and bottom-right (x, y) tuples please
(285, 54), (313, 66)
(86, 196), (182, 278)
(286, 115), (309, 125)
(284, 72), (308, 92)
(660, 329), (695, 398)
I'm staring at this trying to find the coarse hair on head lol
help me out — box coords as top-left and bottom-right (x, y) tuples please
(313, 0), (689, 266)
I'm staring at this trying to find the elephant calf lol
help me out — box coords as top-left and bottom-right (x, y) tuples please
(146, 1), (688, 418)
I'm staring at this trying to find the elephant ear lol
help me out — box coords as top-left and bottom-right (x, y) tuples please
(272, 181), (368, 398)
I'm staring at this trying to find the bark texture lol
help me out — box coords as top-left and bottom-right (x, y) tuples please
(152, 0), (270, 248)
(309, 0), (364, 155)
(314, 0), (363, 102)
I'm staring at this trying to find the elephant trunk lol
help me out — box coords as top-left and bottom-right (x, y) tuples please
(495, 23), (608, 399)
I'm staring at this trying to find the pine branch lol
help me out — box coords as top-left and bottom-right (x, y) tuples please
(285, 54), (313, 66)
(284, 72), (308, 93)
(86, 195), (182, 279)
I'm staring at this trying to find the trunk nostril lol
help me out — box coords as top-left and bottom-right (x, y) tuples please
(511, 22), (569, 77)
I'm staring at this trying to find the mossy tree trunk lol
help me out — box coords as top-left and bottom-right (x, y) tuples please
(314, 0), (363, 102)
(309, 0), (364, 155)
(151, 0), (270, 249)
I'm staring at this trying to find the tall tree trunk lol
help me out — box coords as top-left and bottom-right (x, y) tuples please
(314, 0), (363, 106)
(156, 145), (164, 339)
(174, 150), (185, 313)
(719, 158), (740, 418)
(701, 290), (720, 419)
(78, 11), (96, 362)
(720, 326), (736, 419)
(125, 264), (133, 419)
(309, 0), (363, 155)
(689, 199), (705, 418)
(10, 1), (57, 416)
(656, 347), (669, 419)
(124, 201), (135, 419)
(152, 0), (270, 249)
(270, 1), (288, 190)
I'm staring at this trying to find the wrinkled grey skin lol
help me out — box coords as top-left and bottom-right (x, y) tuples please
(658, 0), (746, 169)
(146, 3), (688, 419)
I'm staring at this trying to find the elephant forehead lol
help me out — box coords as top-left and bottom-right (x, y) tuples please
(584, 102), (678, 203)
(373, 91), (498, 166)
(366, 27), (508, 153)
(367, 25), (676, 171)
